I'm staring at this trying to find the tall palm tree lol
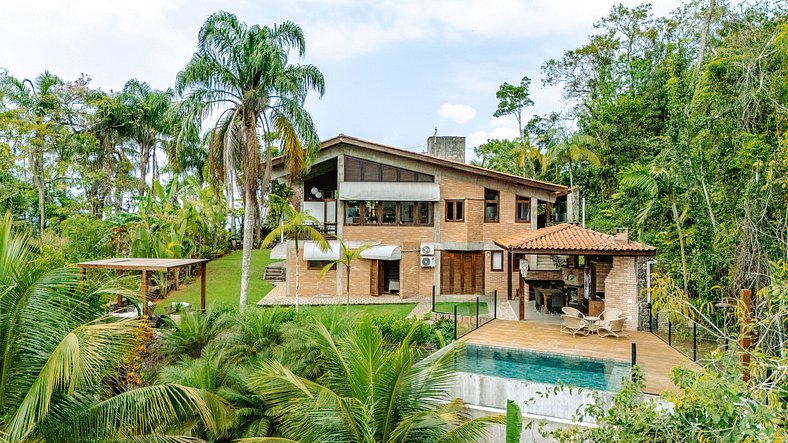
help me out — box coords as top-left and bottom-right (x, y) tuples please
(548, 133), (601, 189)
(248, 320), (502, 442)
(262, 205), (328, 310)
(177, 12), (324, 312)
(320, 238), (371, 312)
(0, 72), (63, 237)
(0, 213), (233, 442)
(119, 79), (174, 196)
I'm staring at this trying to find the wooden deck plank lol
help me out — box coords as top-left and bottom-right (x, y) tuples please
(462, 319), (698, 394)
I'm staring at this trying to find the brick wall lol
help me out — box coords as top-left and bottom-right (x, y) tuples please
(603, 256), (638, 330)
(595, 262), (613, 293)
(484, 251), (509, 297)
(344, 225), (434, 243)
(287, 248), (338, 298)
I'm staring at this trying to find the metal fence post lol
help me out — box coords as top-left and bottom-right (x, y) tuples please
(494, 290), (497, 319)
(648, 303), (653, 333)
(693, 321), (697, 362)
(453, 305), (458, 340)
(476, 297), (479, 328)
(432, 286), (436, 312)
(631, 342), (637, 366)
(668, 320), (672, 346)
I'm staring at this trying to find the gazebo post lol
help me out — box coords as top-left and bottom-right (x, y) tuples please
(116, 269), (123, 307)
(200, 262), (207, 311)
(141, 270), (148, 317)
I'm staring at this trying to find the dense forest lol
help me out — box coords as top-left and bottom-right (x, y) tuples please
(475, 0), (788, 302)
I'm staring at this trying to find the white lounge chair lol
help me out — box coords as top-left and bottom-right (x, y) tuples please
(562, 306), (584, 319)
(560, 315), (590, 336)
(598, 317), (628, 340)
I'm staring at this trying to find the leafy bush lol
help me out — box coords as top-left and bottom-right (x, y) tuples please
(371, 315), (454, 349)
(60, 215), (112, 262)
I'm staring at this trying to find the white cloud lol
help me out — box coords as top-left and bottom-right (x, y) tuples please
(467, 125), (519, 149)
(439, 103), (476, 124)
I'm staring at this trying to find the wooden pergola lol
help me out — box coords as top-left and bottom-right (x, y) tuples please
(76, 258), (210, 315)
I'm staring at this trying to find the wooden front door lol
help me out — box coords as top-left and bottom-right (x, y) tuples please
(370, 260), (384, 296)
(440, 252), (484, 294)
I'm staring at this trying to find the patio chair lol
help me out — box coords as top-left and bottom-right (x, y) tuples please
(597, 317), (628, 340)
(597, 308), (623, 322)
(550, 292), (564, 313)
(560, 315), (590, 336)
(561, 306), (584, 319)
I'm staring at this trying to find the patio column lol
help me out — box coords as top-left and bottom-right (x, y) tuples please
(519, 281), (528, 321)
(141, 270), (148, 317)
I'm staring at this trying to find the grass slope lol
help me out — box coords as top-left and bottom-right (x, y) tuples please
(301, 303), (417, 318)
(156, 248), (279, 313)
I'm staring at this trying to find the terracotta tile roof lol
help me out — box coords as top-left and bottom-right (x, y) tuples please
(494, 223), (656, 256)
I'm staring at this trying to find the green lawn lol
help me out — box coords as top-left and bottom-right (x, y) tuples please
(155, 248), (280, 313)
(300, 303), (417, 318)
(434, 301), (489, 316)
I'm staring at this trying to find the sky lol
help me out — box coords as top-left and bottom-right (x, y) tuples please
(0, 0), (683, 161)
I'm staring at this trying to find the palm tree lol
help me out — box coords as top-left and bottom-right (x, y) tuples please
(262, 205), (328, 310)
(248, 320), (503, 442)
(620, 163), (690, 295)
(119, 79), (174, 196)
(320, 238), (371, 312)
(0, 72), (63, 237)
(177, 11), (324, 312)
(0, 213), (233, 441)
(548, 133), (601, 189)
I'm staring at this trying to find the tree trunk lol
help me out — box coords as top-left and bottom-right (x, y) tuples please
(32, 129), (45, 238)
(139, 143), (150, 196)
(346, 265), (351, 313)
(239, 189), (254, 311)
(294, 242), (300, 311)
(239, 117), (261, 312)
(568, 157), (575, 190)
(693, 0), (716, 77)
(671, 200), (690, 295)
(701, 174), (717, 228)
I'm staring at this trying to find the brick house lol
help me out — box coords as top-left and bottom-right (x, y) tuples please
(268, 134), (572, 300)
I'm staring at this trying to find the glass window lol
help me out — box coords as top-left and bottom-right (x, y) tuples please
(400, 201), (415, 224)
(516, 196), (531, 222)
(491, 251), (503, 271)
(345, 201), (361, 225)
(364, 201), (379, 224)
(308, 260), (335, 270)
(445, 200), (464, 222)
(417, 202), (431, 225)
(382, 201), (397, 224)
(484, 188), (499, 222)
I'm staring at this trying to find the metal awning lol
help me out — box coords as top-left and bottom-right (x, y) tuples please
(303, 241), (340, 261)
(270, 243), (288, 260)
(360, 245), (401, 261)
(338, 182), (440, 201)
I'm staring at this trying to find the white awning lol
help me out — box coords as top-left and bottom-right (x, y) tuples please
(270, 243), (288, 259)
(360, 245), (401, 261)
(339, 182), (440, 201)
(303, 241), (340, 261)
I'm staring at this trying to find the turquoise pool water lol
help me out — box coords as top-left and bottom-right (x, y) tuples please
(454, 344), (631, 391)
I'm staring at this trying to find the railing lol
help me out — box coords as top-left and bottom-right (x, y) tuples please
(431, 287), (497, 340)
(648, 304), (718, 362)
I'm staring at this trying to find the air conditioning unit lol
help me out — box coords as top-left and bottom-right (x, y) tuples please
(420, 256), (436, 268)
(420, 243), (435, 255)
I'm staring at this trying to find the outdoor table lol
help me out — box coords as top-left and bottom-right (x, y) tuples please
(584, 316), (601, 333)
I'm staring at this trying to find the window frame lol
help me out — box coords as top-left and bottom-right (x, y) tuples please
(484, 188), (500, 223)
(515, 196), (531, 223)
(491, 251), (504, 272)
(307, 260), (336, 271)
(445, 199), (464, 222)
(344, 201), (432, 226)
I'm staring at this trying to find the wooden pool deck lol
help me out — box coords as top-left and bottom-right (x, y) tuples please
(461, 319), (698, 395)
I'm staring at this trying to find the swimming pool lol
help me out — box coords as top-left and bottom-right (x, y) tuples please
(454, 344), (631, 391)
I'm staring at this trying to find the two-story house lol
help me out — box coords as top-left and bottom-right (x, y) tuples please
(269, 134), (571, 300)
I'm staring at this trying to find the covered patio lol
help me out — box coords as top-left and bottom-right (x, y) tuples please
(76, 258), (209, 315)
(495, 223), (656, 330)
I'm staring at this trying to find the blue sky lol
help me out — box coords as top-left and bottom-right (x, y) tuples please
(1, 0), (682, 161)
